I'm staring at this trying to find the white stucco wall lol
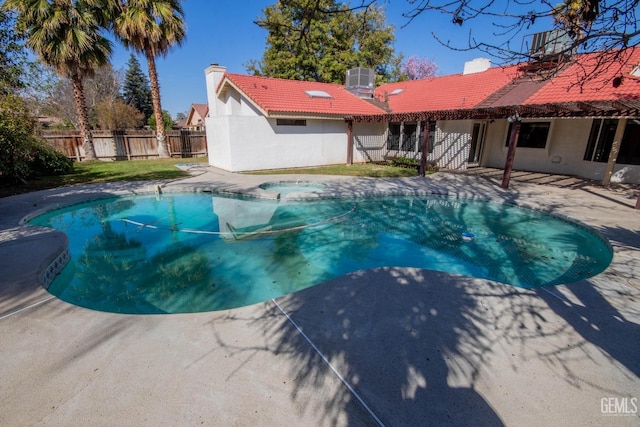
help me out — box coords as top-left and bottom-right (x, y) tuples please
(351, 120), (474, 171)
(353, 122), (387, 163)
(205, 65), (227, 118)
(481, 118), (640, 183)
(610, 166), (640, 183)
(205, 66), (352, 172)
(205, 115), (233, 170)
(208, 115), (349, 172)
(432, 120), (473, 170)
(482, 119), (560, 173)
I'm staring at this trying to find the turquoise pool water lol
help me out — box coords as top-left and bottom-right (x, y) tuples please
(259, 181), (326, 196)
(29, 193), (613, 314)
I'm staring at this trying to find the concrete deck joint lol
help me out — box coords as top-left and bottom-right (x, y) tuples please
(272, 299), (386, 427)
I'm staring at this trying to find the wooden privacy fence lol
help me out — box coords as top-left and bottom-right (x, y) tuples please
(40, 129), (207, 161)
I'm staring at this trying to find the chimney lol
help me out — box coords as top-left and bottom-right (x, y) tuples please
(205, 64), (227, 117)
(463, 58), (491, 75)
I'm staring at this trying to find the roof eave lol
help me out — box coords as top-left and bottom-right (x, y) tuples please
(267, 111), (352, 120)
(216, 77), (271, 117)
(349, 100), (640, 122)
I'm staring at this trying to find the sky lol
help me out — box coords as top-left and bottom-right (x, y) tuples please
(109, 0), (553, 117)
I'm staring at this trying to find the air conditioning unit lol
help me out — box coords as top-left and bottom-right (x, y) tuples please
(346, 68), (375, 98)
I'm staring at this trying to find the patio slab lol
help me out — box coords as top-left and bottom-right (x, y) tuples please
(0, 168), (638, 426)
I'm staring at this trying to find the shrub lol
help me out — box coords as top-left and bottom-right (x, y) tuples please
(27, 140), (73, 176)
(0, 94), (72, 184)
(385, 156), (439, 172)
(389, 156), (420, 169)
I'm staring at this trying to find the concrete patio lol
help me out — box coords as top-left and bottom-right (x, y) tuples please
(1, 167), (638, 426)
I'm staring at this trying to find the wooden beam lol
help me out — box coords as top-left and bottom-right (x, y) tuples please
(611, 101), (631, 111)
(420, 120), (431, 177)
(577, 101), (598, 112)
(601, 118), (627, 186)
(346, 120), (353, 165)
(501, 118), (522, 189)
(518, 105), (543, 116)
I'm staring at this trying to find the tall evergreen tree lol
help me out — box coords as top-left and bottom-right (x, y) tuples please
(249, 1), (400, 84)
(122, 53), (153, 123)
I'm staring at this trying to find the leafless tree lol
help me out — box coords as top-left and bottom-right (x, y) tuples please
(404, 0), (638, 73)
(43, 63), (125, 129)
(268, 0), (639, 83)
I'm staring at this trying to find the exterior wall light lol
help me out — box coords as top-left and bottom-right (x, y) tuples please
(507, 113), (522, 123)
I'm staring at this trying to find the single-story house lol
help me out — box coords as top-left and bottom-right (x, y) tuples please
(204, 67), (385, 171)
(185, 103), (209, 130)
(204, 47), (640, 184)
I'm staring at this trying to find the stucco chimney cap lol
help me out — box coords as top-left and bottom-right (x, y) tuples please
(206, 64), (227, 74)
(463, 58), (491, 75)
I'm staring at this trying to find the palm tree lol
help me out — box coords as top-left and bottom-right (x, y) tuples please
(113, 0), (186, 158)
(5, 0), (112, 161)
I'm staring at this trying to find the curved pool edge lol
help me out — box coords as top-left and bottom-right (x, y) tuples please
(26, 182), (616, 282)
(31, 188), (615, 314)
(1, 173), (626, 315)
(0, 225), (69, 318)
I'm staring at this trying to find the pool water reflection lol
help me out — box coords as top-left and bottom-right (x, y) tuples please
(29, 193), (613, 314)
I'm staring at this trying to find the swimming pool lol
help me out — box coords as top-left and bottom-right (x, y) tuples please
(259, 181), (326, 197)
(29, 192), (613, 314)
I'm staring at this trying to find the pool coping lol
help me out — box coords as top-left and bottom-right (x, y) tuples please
(0, 168), (638, 426)
(27, 181), (614, 296)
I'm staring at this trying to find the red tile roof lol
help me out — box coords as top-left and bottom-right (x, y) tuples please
(523, 50), (640, 105)
(192, 103), (209, 120)
(216, 49), (640, 119)
(375, 65), (522, 113)
(220, 73), (387, 117)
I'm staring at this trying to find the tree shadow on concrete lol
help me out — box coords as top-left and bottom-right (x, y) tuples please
(5, 172), (638, 424)
(264, 268), (511, 426)
(537, 279), (640, 379)
(205, 173), (635, 425)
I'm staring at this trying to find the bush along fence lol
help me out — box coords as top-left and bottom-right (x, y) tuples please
(40, 129), (207, 161)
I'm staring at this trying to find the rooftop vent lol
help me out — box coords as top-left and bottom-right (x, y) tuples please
(520, 29), (574, 74)
(527, 30), (573, 59)
(346, 67), (375, 98)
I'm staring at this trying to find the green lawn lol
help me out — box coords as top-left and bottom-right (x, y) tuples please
(0, 158), (429, 198)
(0, 157), (208, 198)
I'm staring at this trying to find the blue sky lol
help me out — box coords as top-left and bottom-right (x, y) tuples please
(109, 0), (553, 117)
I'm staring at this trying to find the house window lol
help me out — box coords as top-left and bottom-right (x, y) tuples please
(617, 119), (640, 165)
(504, 122), (550, 149)
(418, 121), (436, 153)
(402, 123), (417, 151)
(387, 123), (401, 150)
(277, 119), (306, 126)
(583, 119), (618, 162)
